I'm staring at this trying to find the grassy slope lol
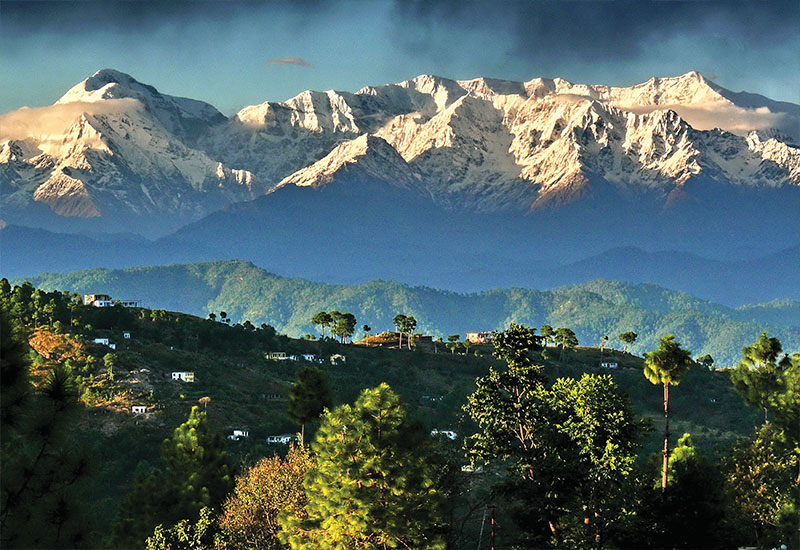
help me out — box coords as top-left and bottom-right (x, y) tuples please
(20, 260), (800, 366)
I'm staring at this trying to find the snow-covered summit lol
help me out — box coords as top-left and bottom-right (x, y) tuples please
(2, 68), (798, 235)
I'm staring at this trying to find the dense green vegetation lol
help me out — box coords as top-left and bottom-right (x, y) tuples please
(20, 260), (799, 365)
(1, 280), (797, 549)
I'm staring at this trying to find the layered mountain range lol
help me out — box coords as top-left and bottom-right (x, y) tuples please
(2, 69), (798, 234)
(2, 69), (798, 304)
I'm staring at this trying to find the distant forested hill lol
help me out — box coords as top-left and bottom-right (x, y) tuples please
(19, 260), (800, 366)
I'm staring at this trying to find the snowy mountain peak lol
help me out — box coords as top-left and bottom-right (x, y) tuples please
(2, 69), (799, 236)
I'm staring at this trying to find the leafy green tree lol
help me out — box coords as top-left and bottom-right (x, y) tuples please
(219, 446), (312, 550)
(464, 324), (638, 547)
(643, 334), (693, 491)
(490, 322), (543, 367)
(540, 324), (555, 347)
(311, 311), (332, 339)
(331, 312), (356, 344)
(1, 306), (90, 548)
(393, 314), (407, 349)
(697, 354), (715, 371)
(631, 433), (726, 549)
(146, 506), (219, 550)
(462, 338), (472, 355)
(279, 384), (446, 549)
(554, 327), (578, 359)
(362, 324), (371, 342)
(288, 367), (333, 445)
(401, 316), (417, 350)
(723, 424), (799, 549)
(731, 331), (785, 423)
(446, 334), (460, 354)
(619, 331), (638, 353)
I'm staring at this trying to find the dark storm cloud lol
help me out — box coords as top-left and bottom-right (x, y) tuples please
(392, 0), (800, 62)
(0, 0), (327, 34)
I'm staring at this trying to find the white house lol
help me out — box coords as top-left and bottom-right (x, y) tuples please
(131, 405), (147, 414)
(267, 352), (288, 361)
(84, 294), (113, 307)
(266, 434), (298, 444)
(93, 337), (111, 346)
(600, 362), (619, 369)
(431, 429), (457, 440)
(228, 429), (249, 441)
(171, 371), (195, 382)
(330, 354), (346, 365)
(302, 354), (322, 363)
(123, 332), (131, 339)
(83, 294), (140, 307)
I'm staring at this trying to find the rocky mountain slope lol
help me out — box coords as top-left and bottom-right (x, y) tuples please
(2, 69), (798, 235)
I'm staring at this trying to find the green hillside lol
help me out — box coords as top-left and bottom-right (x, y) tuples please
(21, 260), (800, 366)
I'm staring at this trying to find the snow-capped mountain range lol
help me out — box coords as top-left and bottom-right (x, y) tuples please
(1, 69), (799, 235)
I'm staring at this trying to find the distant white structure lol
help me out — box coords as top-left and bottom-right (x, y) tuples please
(228, 429), (249, 441)
(267, 352), (288, 361)
(600, 362), (619, 369)
(330, 354), (346, 365)
(465, 331), (493, 344)
(83, 294), (140, 307)
(461, 464), (485, 474)
(131, 405), (147, 414)
(84, 294), (113, 307)
(266, 434), (298, 444)
(171, 371), (195, 382)
(302, 354), (322, 363)
(123, 332), (131, 339)
(431, 429), (457, 440)
(94, 337), (110, 345)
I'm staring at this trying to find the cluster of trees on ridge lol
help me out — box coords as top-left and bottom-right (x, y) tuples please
(1, 280), (798, 549)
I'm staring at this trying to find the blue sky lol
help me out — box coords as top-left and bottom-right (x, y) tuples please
(2, 0), (798, 115)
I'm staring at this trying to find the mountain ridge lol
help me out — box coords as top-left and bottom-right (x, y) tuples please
(2, 68), (798, 236)
(13, 259), (799, 366)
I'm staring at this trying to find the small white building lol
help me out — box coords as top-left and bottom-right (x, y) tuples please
(266, 434), (298, 444)
(123, 332), (131, 339)
(431, 429), (457, 440)
(171, 371), (195, 382)
(227, 429), (249, 441)
(84, 294), (113, 307)
(267, 352), (288, 361)
(302, 354), (322, 363)
(131, 405), (147, 414)
(600, 362), (619, 369)
(93, 337), (113, 347)
(83, 294), (140, 307)
(330, 354), (346, 365)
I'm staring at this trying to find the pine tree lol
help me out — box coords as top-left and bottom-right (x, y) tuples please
(280, 384), (446, 549)
(1, 305), (90, 548)
(161, 406), (234, 521)
(288, 367), (333, 445)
